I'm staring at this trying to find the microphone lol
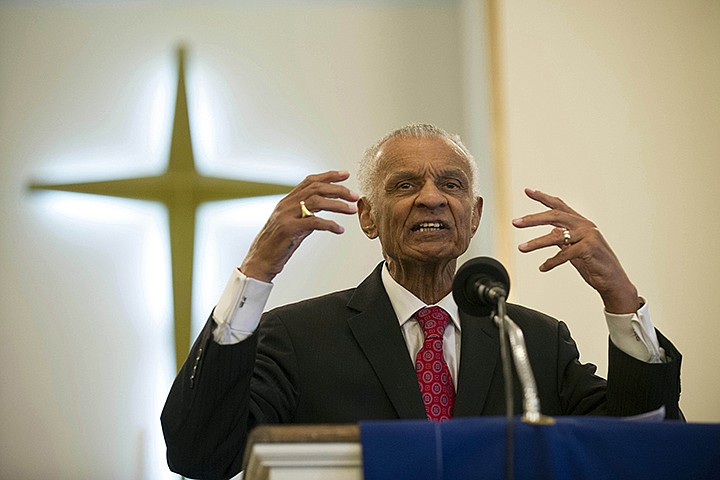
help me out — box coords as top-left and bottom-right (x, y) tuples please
(452, 256), (511, 317)
(453, 257), (554, 428)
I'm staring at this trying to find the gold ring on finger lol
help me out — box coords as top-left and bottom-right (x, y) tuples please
(300, 201), (315, 218)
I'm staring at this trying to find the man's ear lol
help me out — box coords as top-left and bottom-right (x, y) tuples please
(471, 196), (483, 235)
(357, 197), (378, 239)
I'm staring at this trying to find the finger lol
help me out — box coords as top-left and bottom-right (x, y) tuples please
(299, 183), (360, 205)
(523, 188), (581, 216)
(538, 247), (575, 272)
(298, 170), (358, 198)
(298, 215), (348, 235)
(300, 197), (358, 216)
(513, 189), (594, 231)
(301, 170), (352, 186)
(284, 171), (359, 219)
(294, 172), (360, 203)
(512, 209), (579, 230)
(519, 227), (579, 253)
(280, 198), (356, 233)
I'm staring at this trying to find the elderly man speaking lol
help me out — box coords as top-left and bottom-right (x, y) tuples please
(162, 124), (681, 480)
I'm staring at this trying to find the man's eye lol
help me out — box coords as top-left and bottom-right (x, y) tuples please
(398, 182), (413, 190)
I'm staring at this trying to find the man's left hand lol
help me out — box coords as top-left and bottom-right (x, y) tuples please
(512, 188), (641, 314)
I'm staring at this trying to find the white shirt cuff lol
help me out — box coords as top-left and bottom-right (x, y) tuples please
(212, 268), (273, 345)
(604, 299), (666, 363)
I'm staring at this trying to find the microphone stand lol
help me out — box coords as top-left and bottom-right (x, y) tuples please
(494, 296), (555, 480)
(495, 296), (515, 480)
(495, 298), (554, 425)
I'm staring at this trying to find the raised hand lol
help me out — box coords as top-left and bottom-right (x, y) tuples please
(240, 170), (359, 283)
(512, 188), (641, 314)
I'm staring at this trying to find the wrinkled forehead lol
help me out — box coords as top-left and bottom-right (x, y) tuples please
(374, 135), (473, 179)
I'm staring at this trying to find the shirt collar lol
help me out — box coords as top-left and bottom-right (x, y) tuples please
(380, 263), (461, 331)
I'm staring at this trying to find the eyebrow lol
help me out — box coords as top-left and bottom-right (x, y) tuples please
(384, 171), (419, 184)
(438, 167), (470, 180)
(384, 167), (470, 184)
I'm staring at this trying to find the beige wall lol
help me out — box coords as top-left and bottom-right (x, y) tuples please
(496, 0), (720, 422)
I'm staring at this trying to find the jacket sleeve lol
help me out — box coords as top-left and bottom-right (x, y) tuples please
(161, 310), (302, 480)
(161, 316), (258, 480)
(605, 330), (683, 419)
(555, 321), (682, 419)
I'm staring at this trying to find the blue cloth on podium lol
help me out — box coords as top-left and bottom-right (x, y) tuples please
(360, 417), (720, 480)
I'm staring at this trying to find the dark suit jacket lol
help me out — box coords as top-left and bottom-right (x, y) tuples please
(161, 263), (682, 480)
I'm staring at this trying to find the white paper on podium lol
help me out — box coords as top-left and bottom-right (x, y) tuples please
(623, 406), (666, 422)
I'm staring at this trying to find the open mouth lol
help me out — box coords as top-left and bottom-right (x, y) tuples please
(411, 221), (446, 232)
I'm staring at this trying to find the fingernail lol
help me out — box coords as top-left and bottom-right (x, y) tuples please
(518, 242), (528, 251)
(512, 218), (523, 226)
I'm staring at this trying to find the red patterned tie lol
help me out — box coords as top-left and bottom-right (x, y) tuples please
(415, 306), (455, 421)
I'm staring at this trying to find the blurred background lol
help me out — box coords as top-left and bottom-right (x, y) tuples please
(1, 0), (718, 478)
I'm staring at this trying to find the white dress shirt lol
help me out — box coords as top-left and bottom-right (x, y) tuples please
(379, 266), (461, 388)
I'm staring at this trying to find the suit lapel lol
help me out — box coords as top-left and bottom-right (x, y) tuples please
(346, 264), (427, 420)
(343, 264), (502, 419)
(454, 312), (500, 416)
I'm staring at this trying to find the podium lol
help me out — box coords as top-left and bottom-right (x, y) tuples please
(243, 424), (362, 480)
(244, 418), (720, 480)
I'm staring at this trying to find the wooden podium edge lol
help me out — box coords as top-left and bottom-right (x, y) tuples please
(242, 424), (361, 475)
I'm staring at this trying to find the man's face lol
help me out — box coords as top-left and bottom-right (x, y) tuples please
(358, 135), (482, 268)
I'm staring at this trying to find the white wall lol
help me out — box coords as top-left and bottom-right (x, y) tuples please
(497, 0), (720, 422)
(0, 1), (487, 478)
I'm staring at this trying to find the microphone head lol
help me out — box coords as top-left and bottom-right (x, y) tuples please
(453, 256), (511, 316)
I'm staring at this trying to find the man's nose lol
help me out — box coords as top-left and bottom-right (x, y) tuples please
(415, 182), (447, 209)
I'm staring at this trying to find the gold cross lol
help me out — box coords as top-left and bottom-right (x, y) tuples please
(29, 47), (293, 370)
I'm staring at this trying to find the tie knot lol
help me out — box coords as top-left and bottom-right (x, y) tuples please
(415, 306), (449, 338)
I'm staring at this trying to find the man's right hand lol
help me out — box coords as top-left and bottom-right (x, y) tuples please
(240, 170), (360, 283)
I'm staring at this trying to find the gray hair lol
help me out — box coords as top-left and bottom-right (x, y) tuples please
(357, 123), (480, 203)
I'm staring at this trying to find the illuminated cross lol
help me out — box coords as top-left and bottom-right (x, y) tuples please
(29, 48), (293, 370)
